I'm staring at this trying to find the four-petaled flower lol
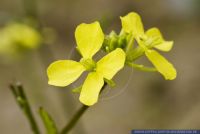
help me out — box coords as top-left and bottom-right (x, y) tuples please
(121, 12), (177, 80)
(47, 22), (125, 106)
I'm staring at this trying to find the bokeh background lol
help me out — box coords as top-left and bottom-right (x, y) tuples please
(0, 0), (200, 133)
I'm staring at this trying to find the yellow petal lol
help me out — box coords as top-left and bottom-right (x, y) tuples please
(145, 50), (177, 80)
(145, 27), (173, 51)
(154, 41), (173, 52)
(145, 28), (163, 39)
(96, 48), (125, 80)
(47, 60), (85, 87)
(120, 12), (144, 36)
(75, 21), (104, 59)
(79, 72), (104, 106)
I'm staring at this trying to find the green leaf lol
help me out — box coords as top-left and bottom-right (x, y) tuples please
(79, 72), (104, 106)
(145, 49), (177, 80)
(47, 60), (85, 87)
(120, 12), (144, 36)
(39, 107), (58, 134)
(96, 48), (126, 80)
(145, 27), (173, 51)
(75, 21), (104, 59)
(104, 78), (116, 87)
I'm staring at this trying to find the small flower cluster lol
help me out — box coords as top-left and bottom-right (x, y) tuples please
(47, 12), (177, 106)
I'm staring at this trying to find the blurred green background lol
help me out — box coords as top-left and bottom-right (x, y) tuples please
(0, 0), (200, 133)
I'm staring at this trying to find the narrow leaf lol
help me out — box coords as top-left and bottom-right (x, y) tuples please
(39, 107), (58, 134)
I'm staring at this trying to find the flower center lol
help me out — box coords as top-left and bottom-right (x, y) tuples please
(80, 58), (96, 71)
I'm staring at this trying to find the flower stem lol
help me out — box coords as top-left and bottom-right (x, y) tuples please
(61, 84), (107, 134)
(125, 34), (134, 53)
(60, 105), (89, 134)
(126, 62), (157, 72)
(10, 83), (40, 134)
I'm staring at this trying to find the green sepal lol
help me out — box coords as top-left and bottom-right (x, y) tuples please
(125, 46), (144, 62)
(104, 78), (116, 87)
(118, 31), (127, 49)
(102, 31), (118, 52)
(125, 33), (135, 53)
(72, 85), (82, 93)
(109, 31), (118, 51)
(102, 30), (128, 53)
(80, 58), (96, 71)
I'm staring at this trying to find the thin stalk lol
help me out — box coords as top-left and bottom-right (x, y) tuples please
(21, 0), (85, 133)
(61, 84), (107, 134)
(60, 105), (89, 134)
(126, 62), (157, 72)
(10, 83), (40, 134)
(125, 34), (134, 53)
(127, 46), (144, 61)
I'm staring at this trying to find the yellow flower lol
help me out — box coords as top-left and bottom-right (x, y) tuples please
(47, 22), (125, 106)
(121, 12), (177, 80)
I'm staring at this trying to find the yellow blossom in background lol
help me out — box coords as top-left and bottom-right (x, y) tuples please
(0, 22), (42, 56)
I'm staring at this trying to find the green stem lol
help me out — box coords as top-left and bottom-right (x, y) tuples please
(61, 84), (107, 134)
(126, 62), (157, 72)
(10, 83), (40, 134)
(24, 103), (41, 134)
(125, 34), (134, 53)
(21, 0), (85, 133)
(60, 105), (89, 134)
(129, 46), (144, 61)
